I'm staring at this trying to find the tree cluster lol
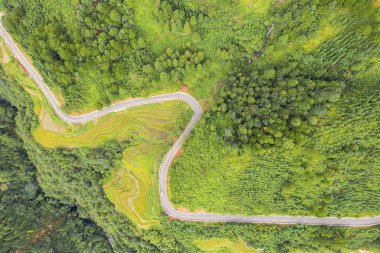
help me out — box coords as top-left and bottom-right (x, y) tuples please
(0, 98), (112, 252)
(212, 64), (345, 147)
(3, 0), (155, 109)
(155, 47), (206, 83)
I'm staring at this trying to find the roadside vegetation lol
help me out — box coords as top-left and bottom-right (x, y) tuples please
(0, 0), (379, 252)
(195, 237), (256, 253)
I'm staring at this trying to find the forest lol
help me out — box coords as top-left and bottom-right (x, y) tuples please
(171, 0), (380, 217)
(0, 0), (379, 252)
(0, 98), (113, 252)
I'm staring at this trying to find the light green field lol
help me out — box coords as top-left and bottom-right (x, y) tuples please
(33, 101), (185, 148)
(0, 37), (189, 228)
(240, 0), (275, 13)
(196, 238), (257, 253)
(102, 110), (188, 228)
(303, 25), (340, 52)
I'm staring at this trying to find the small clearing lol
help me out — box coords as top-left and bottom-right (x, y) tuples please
(40, 109), (65, 133)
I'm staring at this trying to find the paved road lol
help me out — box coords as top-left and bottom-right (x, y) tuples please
(1, 21), (379, 227)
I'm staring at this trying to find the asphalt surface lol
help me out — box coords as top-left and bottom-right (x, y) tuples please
(1, 21), (379, 227)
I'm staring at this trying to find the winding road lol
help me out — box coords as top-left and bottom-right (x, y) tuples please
(1, 21), (379, 227)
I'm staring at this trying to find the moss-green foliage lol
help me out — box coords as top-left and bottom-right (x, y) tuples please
(170, 0), (380, 218)
(2, 75), (379, 252)
(214, 69), (345, 147)
(1, 0), (380, 252)
(1, 62), (380, 252)
(211, 0), (380, 147)
(1, 0), (272, 108)
(155, 47), (206, 84)
(171, 89), (380, 217)
(0, 69), (178, 252)
(1, 0), (155, 110)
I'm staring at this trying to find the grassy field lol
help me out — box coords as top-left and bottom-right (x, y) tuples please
(196, 238), (257, 253)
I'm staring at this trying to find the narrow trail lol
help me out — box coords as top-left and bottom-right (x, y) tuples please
(1, 20), (379, 226)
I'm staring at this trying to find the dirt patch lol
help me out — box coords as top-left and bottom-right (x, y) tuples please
(195, 208), (207, 213)
(40, 109), (66, 133)
(16, 212), (68, 253)
(171, 137), (183, 161)
(177, 207), (191, 212)
(173, 147), (183, 160)
(359, 250), (373, 253)
(181, 85), (190, 93)
(31, 213), (68, 244)
(17, 61), (28, 74)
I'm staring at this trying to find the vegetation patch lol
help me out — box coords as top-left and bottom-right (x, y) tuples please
(33, 102), (185, 148)
(303, 25), (340, 52)
(2, 0), (380, 252)
(103, 109), (189, 228)
(170, 0), (380, 218)
(0, 39), (10, 63)
(240, 0), (275, 14)
(196, 238), (256, 253)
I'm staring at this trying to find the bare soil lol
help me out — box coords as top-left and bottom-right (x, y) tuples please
(181, 85), (190, 93)
(40, 109), (65, 133)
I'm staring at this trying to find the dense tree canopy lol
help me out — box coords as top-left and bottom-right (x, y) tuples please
(0, 99), (112, 252)
(212, 66), (345, 147)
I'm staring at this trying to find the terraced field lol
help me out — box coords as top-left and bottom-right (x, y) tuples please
(0, 40), (189, 228)
(103, 112), (188, 228)
(33, 101), (186, 148)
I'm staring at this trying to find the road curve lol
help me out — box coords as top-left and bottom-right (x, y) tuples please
(1, 21), (379, 227)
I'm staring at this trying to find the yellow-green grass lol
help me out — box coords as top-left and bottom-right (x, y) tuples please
(0, 36), (188, 228)
(103, 140), (173, 228)
(303, 25), (340, 52)
(196, 238), (257, 253)
(240, 0), (275, 14)
(103, 108), (187, 228)
(0, 38), (10, 64)
(375, 0), (380, 8)
(33, 101), (185, 148)
(131, 0), (199, 57)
